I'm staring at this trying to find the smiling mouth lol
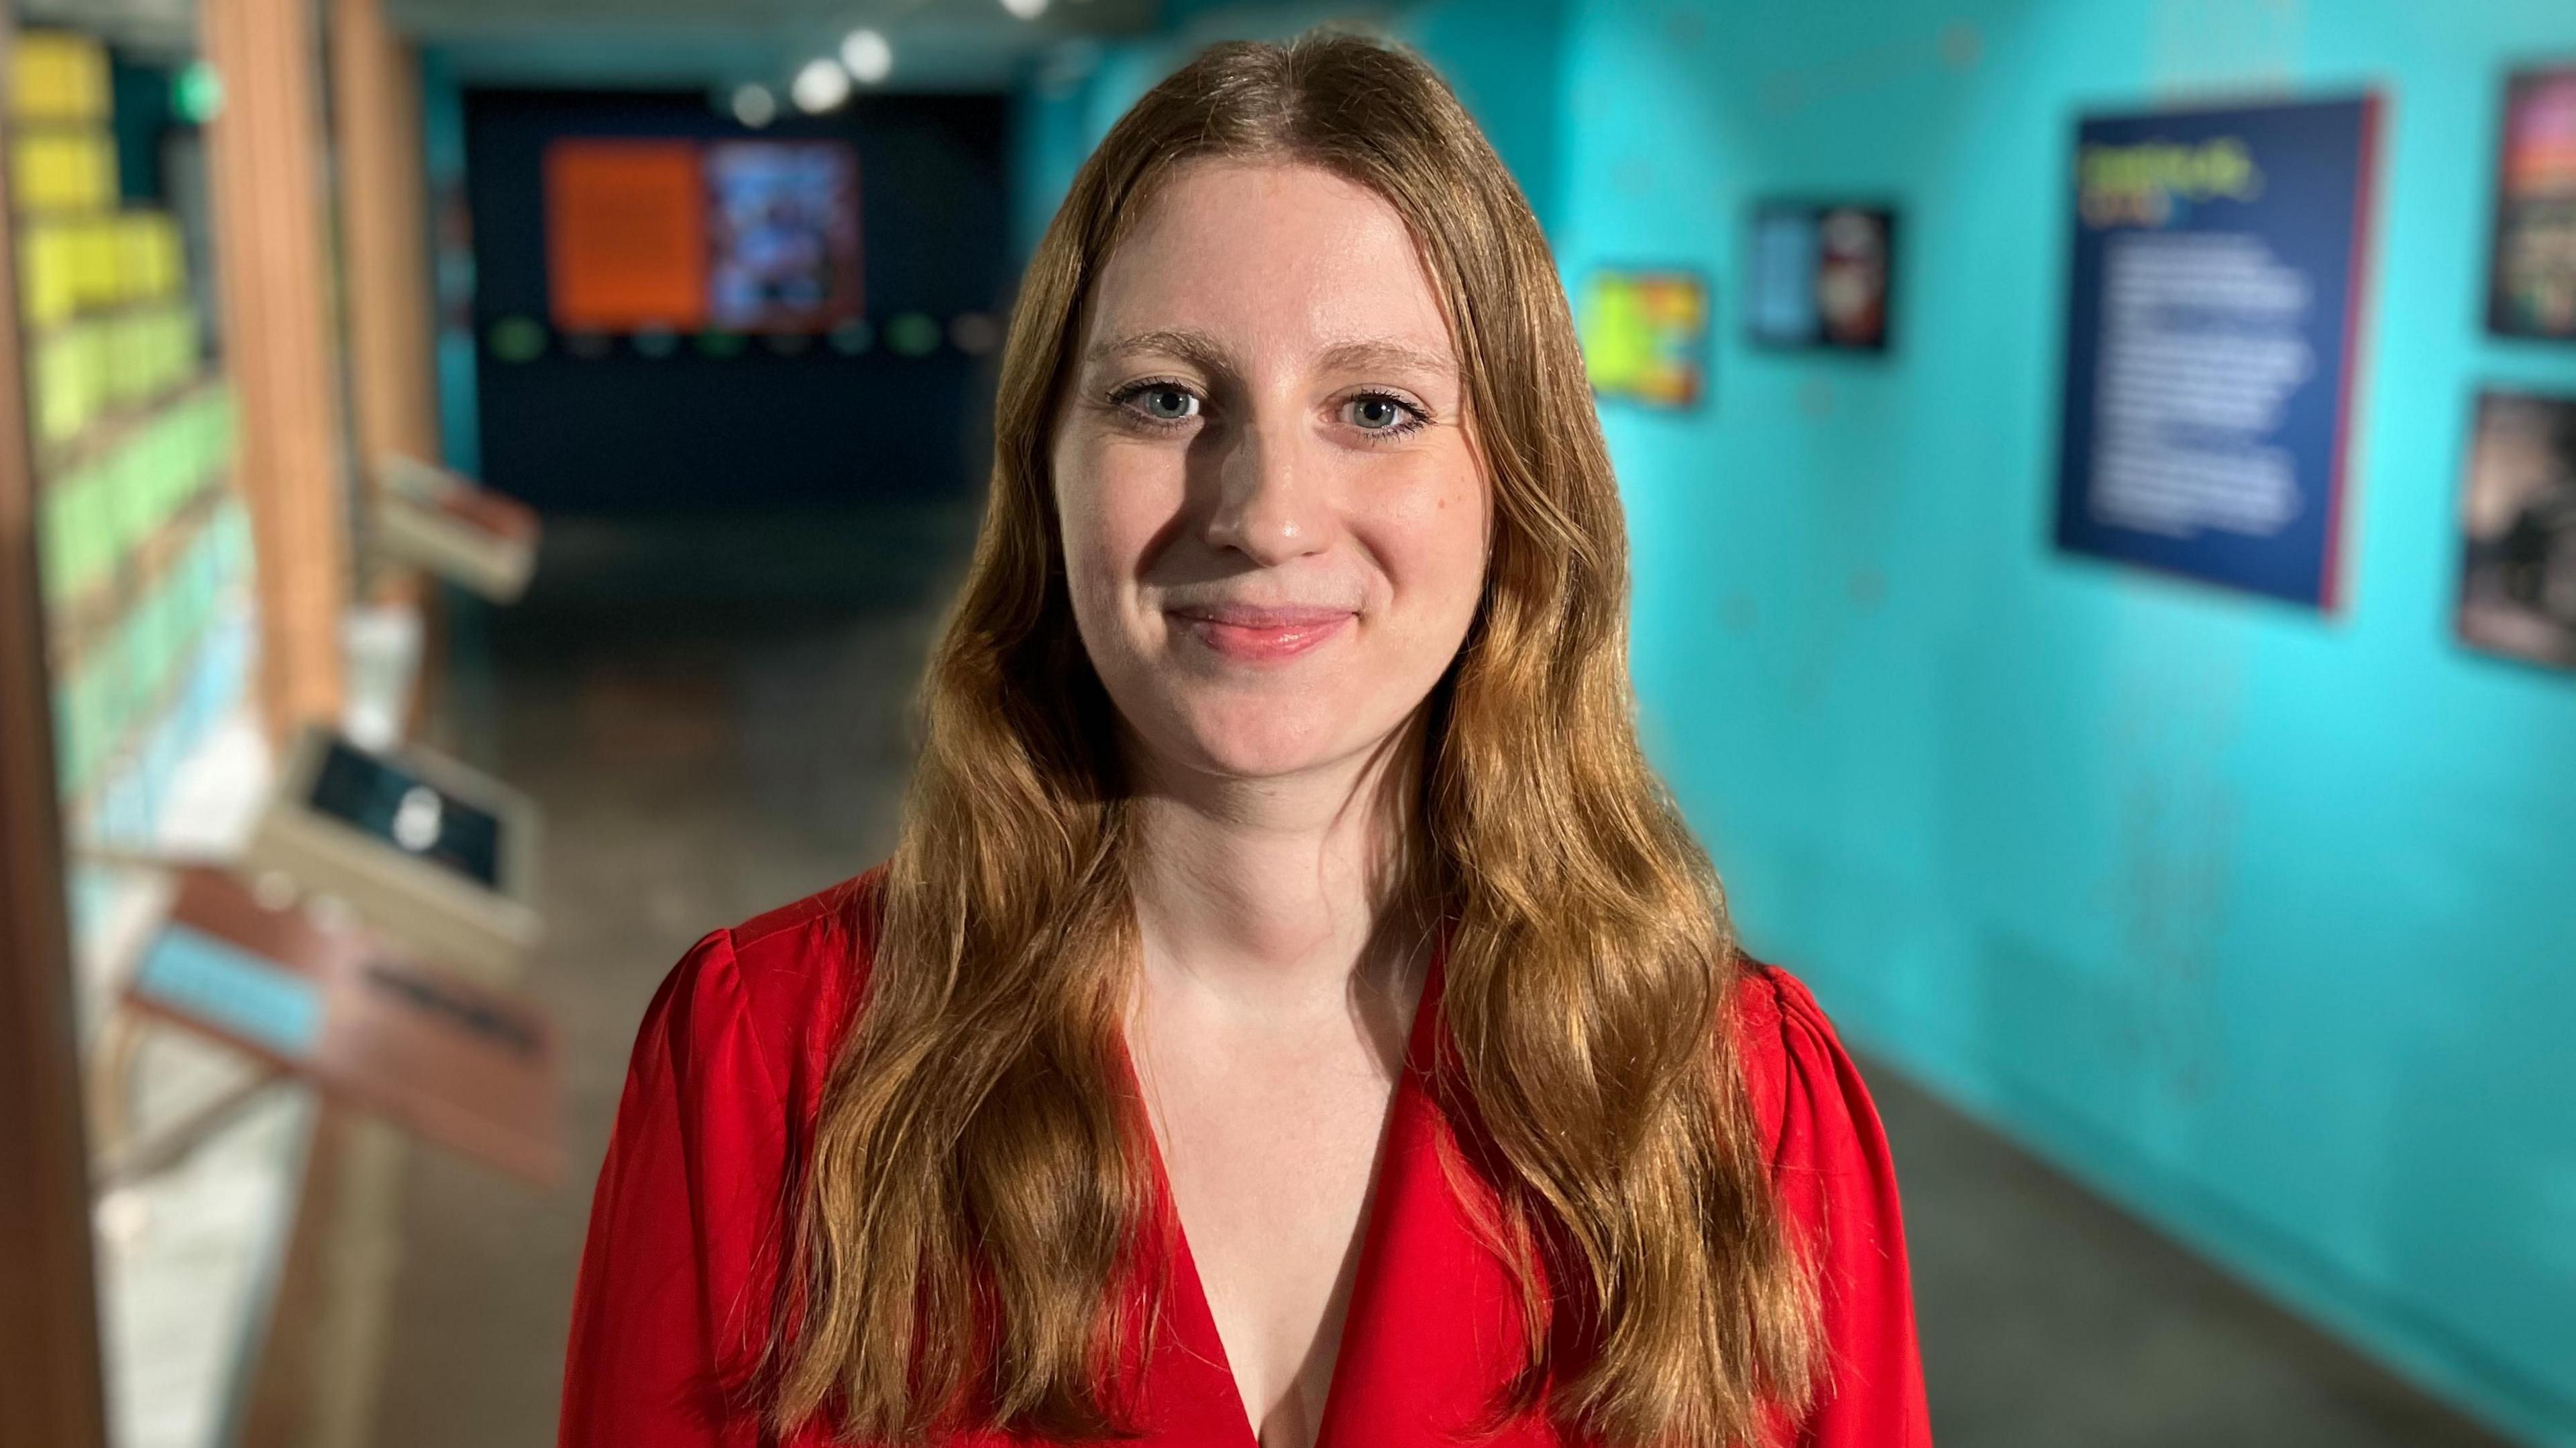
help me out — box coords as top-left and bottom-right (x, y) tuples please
(1166, 604), (1356, 663)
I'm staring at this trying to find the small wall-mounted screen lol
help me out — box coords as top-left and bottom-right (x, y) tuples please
(307, 740), (503, 889)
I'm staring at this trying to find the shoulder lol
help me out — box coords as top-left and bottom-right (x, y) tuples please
(1725, 960), (1933, 1438)
(722, 865), (885, 1036)
(641, 865), (886, 1118)
(1725, 956), (1887, 1172)
(570, 870), (890, 1431)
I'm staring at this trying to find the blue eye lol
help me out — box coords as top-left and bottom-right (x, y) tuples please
(1344, 392), (1424, 435)
(1123, 384), (1199, 423)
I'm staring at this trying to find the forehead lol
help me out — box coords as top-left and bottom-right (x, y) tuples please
(1083, 159), (1456, 362)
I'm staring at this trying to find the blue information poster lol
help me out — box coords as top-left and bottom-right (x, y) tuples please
(2053, 96), (2380, 608)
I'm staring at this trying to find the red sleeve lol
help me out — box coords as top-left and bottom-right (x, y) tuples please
(559, 928), (795, 1447)
(1739, 966), (1933, 1447)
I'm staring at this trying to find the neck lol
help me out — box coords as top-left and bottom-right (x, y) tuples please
(1125, 718), (1430, 1012)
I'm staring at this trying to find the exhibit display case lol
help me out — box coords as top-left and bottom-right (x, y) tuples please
(4, 20), (309, 1448)
(0, 2), (557, 1438)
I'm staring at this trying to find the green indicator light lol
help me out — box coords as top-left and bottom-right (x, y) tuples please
(488, 316), (547, 362)
(885, 313), (940, 357)
(172, 61), (224, 124)
(828, 319), (874, 355)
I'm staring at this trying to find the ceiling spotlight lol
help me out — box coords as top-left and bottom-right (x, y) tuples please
(1001, 0), (1051, 18)
(840, 28), (894, 85)
(792, 56), (852, 112)
(729, 83), (777, 127)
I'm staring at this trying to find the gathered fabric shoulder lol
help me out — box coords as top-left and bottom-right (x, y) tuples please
(1724, 956), (1933, 1445)
(1728, 957), (1867, 1160)
(559, 867), (891, 1448)
(675, 866), (888, 1124)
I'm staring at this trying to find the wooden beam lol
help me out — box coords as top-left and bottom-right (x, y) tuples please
(331, 0), (441, 526)
(201, 0), (350, 736)
(0, 19), (112, 1446)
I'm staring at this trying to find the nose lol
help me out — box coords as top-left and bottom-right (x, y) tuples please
(1201, 414), (1335, 566)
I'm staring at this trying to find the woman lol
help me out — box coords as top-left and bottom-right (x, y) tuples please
(561, 30), (1928, 1448)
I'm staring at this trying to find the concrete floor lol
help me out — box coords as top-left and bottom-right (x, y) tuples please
(370, 504), (2515, 1448)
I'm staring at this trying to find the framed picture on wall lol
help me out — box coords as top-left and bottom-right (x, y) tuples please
(541, 137), (865, 335)
(2457, 388), (2576, 671)
(2487, 66), (2576, 341)
(2051, 95), (2381, 609)
(706, 140), (865, 333)
(1577, 268), (1711, 410)
(543, 139), (710, 333)
(1746, 202), (1896, 352)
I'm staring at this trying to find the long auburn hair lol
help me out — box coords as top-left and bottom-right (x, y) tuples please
(770, 29), (1818, 1447)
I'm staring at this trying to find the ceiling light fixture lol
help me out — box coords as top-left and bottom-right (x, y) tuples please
(730, 83), (777, 127)
(793, 56), (852, 112)
(840, 28), (894, 85)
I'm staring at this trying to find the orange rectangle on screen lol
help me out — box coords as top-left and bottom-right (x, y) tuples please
(544, 139), (707, 331)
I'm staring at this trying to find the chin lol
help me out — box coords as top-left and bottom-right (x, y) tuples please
(1153, 694), (1372, 782)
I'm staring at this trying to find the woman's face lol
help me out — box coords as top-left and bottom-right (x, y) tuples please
(1051, 160), (1491, 787)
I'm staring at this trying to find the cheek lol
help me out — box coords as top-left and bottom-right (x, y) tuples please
(1053, 433), (1178, 631)
(1366, 453), (1492, 636)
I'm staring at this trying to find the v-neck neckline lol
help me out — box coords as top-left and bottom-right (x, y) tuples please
(1123, 935), (1451, 1448)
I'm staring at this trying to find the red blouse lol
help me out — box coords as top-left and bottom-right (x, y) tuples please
(560, 874), (1931, 1447)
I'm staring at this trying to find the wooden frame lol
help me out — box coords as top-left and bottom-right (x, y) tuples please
(0, 17), (113, 1442)
(202, 0), (350, 736)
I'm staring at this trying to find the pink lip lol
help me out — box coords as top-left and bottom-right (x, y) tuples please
(1168, 604), (1356, 663)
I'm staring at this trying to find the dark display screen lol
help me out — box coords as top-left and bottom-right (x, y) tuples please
(308, 740), (503, 889)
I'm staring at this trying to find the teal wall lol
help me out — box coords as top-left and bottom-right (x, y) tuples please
(1014, 2), (2576, 1441)
(1554, 1), (2576, 1442)
(1010, 0), (1570, 262)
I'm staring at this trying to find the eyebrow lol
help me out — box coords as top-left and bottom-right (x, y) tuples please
(1085, 328), (1457, 380)
(1316, 338), (1457, 379)
(1086, 327), (1231, 374)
